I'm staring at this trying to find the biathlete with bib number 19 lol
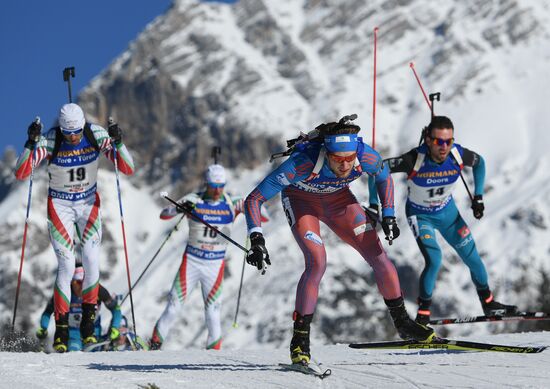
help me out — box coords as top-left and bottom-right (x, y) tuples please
(15, 103), (134, 352)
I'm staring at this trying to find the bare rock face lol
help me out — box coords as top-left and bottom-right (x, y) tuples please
(79, 56), (281, 195)
(79, 0), (545, 195)
(0, 147), (17, 204)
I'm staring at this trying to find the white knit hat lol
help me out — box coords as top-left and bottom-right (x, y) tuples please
(59, 103), (85, 131)
(205, 164), (226, 187)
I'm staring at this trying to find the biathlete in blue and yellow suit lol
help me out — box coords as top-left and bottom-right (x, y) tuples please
(369, 115), (517, 324)
(243, 115), (435, 366)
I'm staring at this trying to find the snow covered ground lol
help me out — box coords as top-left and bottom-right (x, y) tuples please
(1, 331), (549, 388)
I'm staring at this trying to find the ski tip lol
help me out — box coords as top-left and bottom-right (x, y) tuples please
(279, 363), (331, 379)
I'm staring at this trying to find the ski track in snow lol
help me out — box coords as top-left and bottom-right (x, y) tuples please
(0, 332), (549, 388)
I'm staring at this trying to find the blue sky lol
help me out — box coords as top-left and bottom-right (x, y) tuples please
(0, 0), (236, 155)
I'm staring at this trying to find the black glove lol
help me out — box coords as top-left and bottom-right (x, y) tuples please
(26, 119), (42, 148)
(108, 122), (122, 144)
(176, 200), (195, 214)
(246, 232), (270, 271)
(381, 216), (400, 245)
(363, 203), (380, 227)
(471, 195), (484, 219)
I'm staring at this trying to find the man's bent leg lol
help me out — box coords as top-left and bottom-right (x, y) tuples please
(408, 214), (442, 323)
(48, 197), (76, 319)
(441, 214), (517, 315)
(282, 190), (325, 363)
(77, 194), (103, 344)
(291, 214), (327, 316)
(151, 252), (199, 349)
(325, 200), (434, 342)
(201, 260), (224, 350)
(327, 202), (401, 299)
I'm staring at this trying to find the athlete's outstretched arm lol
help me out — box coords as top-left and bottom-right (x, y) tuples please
(245, 153), (313, 234)
(93, 124), (135, 175)
(462, 148), (485, 196)
(14, 136), (49, 180)
(367, 149), (417, 208)
(361, 146), (396, 218)
(160, 192), (202, 220)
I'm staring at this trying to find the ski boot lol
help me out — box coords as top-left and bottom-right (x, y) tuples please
(290, 312), (313, 365)
(385, 297), (435, 342)
(149, 330), (163, 351)
(53, 313), (69, 353)
(478, 289), (518, 316)
(415, 297), (432, 325)
(80, 303), (98, 346)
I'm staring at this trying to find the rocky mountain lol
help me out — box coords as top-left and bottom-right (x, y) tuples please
(2, 0), (550, 349)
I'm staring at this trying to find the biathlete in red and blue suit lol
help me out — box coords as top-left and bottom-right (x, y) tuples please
(243, 115), (435, 365)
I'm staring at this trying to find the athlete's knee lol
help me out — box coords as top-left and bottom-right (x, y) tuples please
(298, 229), (325, 253)
(205, 300), (221, 314)
(455, 239), (478, 260)
(56, 265), (75, 286)
(299, 239), (326, 270)
(167, 293), (183, 309)
(417, 232), (439, 249)
(304, 256), (327, 281)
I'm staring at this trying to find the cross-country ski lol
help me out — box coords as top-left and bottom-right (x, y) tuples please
(429, 311), (550, 325)
(349, 337), (547, 353)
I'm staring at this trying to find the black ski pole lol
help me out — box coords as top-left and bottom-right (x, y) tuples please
(232, 236), (250, 328)
(121, 214), (185, 304)
(160, 193), (248, 253)
(429, 92), (440, 119)
(459, 173), (474, 201)
(410, 65), (474, 202)
(62, 67), (75, 103)
(211, 146), (221, 164)
(428, 92), (473, 201)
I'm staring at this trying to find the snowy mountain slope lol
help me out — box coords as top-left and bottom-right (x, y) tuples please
(1, 332), (549, 388)
(2, 0), (550, 352)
